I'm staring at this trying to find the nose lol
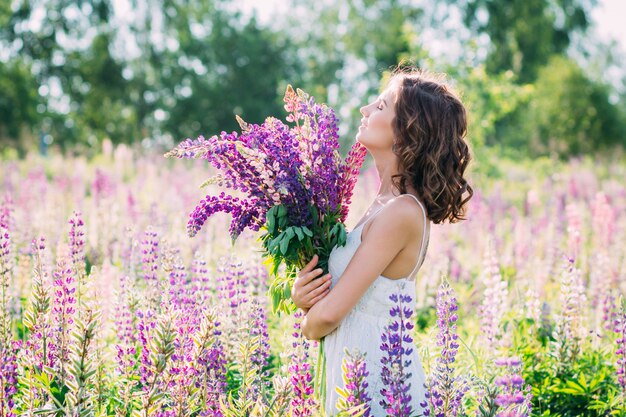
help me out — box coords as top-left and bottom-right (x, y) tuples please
(360, 104), (369, 117)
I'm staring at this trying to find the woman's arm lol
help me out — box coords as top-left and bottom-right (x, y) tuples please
(301, 199), (421, 340)
(291, 255), (333, 314)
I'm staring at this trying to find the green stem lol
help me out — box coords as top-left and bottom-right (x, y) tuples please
(314, 337), (327, 413)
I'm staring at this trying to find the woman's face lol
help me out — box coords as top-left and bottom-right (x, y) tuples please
(356, 86), (397, 151)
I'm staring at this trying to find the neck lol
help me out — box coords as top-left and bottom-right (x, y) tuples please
(373, 151), (401, 200)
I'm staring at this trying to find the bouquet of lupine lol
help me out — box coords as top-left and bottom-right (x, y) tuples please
(165, 86), (367, 314)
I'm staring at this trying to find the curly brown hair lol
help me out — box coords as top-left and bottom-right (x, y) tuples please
(389, 69), (473, 224)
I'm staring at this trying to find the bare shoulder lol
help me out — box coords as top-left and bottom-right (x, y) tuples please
(363, 195), (425, 242)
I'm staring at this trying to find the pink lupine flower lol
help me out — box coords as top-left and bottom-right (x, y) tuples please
(590, 192), (614, 248)
(289, 311), (317, 417)
(51, 259), (77, 384)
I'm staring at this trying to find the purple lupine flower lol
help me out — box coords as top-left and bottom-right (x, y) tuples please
(190, 254), (211, 305)
(216, 259), (249, 312)
(0, 340), (19, 417)
(167, 313), (198, 415)
(337, 348), (372, 417)
(249, 299), (271, 382)
(136, 308), (157, 387)
(379, 293), (414, 417)
(68, 211), (85, 274)
(0, 224), (9, 266)
(0, 194), (13, 231)
(114, 275), (137, 381)
(493, 357), (532, 417)
(136, 311), (177, 414)
(141, 226), (159, 284)
(422, 281), (469, 417)
(25, 237), (54, 370)
(196, 330), (227, 417)
(194, 309), (227, 417)
(0, 223), (11, 349)
(479, 243), (507, 348)
(289, 310), (317, 417)
(554, 258), (586, 361)
(187, 192), (263, 239)
(166, 85), (365, 238)
(168, 261), (196, 313)
(51, 260), (77, 383)
(615, 304), (626, 392)
(603, 292), (619, 333)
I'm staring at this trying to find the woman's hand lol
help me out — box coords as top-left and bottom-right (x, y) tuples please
(291, 255), (333, 313)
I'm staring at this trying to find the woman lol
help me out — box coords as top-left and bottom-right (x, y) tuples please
(291, 68), (473, 416)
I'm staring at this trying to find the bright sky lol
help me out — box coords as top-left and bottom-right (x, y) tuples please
(247, 0), (626, 51)
(110, 0), (626, 51)
(591, 0), (626, 48)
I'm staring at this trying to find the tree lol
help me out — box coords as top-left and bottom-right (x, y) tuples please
(499, 56), (625, 156)
(456, 0), (594, 82)
(282, 0), (428, 149)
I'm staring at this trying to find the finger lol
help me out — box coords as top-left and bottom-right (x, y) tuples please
(309, 278), (332, 297)
(304, 273), (331, 292)
(309, 288), (331, 305)
(298, 255), (319, 277)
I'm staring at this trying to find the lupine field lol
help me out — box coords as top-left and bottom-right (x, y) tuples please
(0, 147), (625, 417)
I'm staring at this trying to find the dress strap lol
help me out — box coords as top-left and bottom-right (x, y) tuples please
(352, 205), (387, 232)
(400, 194), (430, 281)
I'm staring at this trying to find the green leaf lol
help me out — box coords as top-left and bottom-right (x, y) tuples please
(277, 204), (287, 218)
(279, 233), (292, 255)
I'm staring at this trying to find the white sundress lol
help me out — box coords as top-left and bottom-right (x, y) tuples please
(321, 194), (430, 417)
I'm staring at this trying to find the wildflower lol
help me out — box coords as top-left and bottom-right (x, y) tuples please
(194, 309), (227, 416)
(141, 226), (159, 284)
(615, 302), (626, 392)
(603, 292), (619, 333)
(190, 254), (212, 304)
(590, 192), (614, 249)
(249, 299), (271, 384)
(289, 310), (317, 417)
(0, 341), (19, 417)
(553, 258), (586, 362)
(51, 259), (77, 384)
(493, 357), (532, 417)
(422, 281), (468, 417)
(0, 224), (12, 347)
(336, 348), (372, 417)
(380, 293), (414, 417)
(68, 211), (85, 276)
(565, 204), (581, 259)
(479, 243), (507, 348)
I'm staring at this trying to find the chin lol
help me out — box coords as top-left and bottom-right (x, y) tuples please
(355, 131), (369, 147)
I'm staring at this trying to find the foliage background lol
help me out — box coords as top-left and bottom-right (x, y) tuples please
(0, 0), (624, 159)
